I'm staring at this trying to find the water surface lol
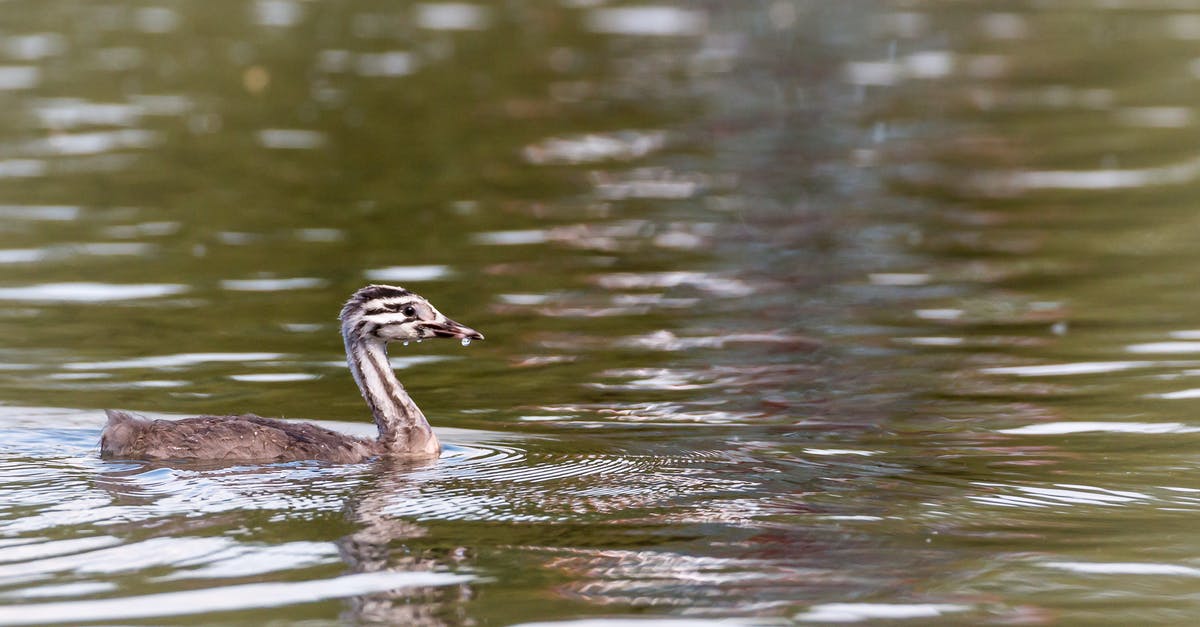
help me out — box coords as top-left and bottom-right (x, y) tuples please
(1, 1), (1199, 625)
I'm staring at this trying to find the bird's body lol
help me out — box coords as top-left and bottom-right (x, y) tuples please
(99, 285), (482, 463)
(100, 411), (382, 463)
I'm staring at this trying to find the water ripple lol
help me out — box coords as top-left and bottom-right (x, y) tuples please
(523, 130), (667, 165)
(3, 34), (66, 61)
(591, 168), (709, 200)
(539, 547), (816, 611)
(0, 65), (39, 90)
(0, 571), (471, 625)
(797, 603), (972, 622)
(0, 243), (153, 264)
(31, 99), (140, 128)
(593, 271), (755, 297)
(377, 442), (762, 523)
(585, 7), (708, 37)
(617, 329), (814, 351)
(228, 373), (320, 383)
(415, 3), (490, 31)
(1043, 561), (1200, 576)
(364, 265), (454, 282)
(981, 361), (1155, 377)
(0, 205), (78, 220)
(356, 52), (416, 77)
(255, 129), (325, 150)
(64, 352), (286, 370)
(24, 129), (158, 156)
(219, 277), (327, 291)
(1000, 422), (1200, 435)
(970, 481), (1150, 508)
(0, 537), (121, 565)
(0, 282), (187, 302)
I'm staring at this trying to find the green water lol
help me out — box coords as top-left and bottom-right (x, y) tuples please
(2, 1), (1200, 625)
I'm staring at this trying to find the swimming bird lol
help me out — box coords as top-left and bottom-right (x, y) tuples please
(99, 284), (483, 463)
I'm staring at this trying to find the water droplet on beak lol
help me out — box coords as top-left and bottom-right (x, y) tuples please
(403, 341), (409, 346)
(461, 338), (472, 347)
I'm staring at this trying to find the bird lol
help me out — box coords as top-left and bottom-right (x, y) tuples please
(99, 284), (484, 463)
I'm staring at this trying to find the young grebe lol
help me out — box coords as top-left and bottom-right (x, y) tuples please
(99, 284), (483, 463)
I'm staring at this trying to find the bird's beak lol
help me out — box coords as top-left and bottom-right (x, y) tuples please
(428, 318), (484, 341)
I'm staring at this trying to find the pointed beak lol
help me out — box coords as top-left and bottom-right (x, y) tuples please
(428, 318), (484, 341)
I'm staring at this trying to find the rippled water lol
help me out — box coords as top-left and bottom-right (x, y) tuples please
(3, 1), (1200, 625)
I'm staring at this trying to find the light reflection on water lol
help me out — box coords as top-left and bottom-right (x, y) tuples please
(0, 404), (816, 623)
(0, 283), (188, 302)
(0, 571), (472, 625)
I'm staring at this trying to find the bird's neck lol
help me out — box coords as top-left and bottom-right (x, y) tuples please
(343, 335), (440, 457)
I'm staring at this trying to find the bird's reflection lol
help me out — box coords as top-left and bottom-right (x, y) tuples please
(92, 455), (476, 626)
(337, 456), (475, 626)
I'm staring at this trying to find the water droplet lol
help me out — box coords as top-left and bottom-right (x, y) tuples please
(461, 338), (472, 347)
(417, 338), (423, 343)
(403, 341), (409, 346)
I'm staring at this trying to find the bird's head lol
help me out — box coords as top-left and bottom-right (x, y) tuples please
(339, 284), (484, 345)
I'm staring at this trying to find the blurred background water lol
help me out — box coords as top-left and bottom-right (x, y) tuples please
(2, 0), (1200, 624)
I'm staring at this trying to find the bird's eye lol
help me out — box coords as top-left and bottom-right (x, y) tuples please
(403, 306), (416, 317)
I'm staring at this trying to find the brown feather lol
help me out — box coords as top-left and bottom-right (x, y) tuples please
(100, 409), (380, 463)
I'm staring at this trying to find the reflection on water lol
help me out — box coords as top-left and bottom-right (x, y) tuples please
(0, 282), (188, 302)
(2, 0), (1200, 625)
(0, 571), (471, 625)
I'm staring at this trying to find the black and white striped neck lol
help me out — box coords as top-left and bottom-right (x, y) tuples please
(342, 334), (439, 457)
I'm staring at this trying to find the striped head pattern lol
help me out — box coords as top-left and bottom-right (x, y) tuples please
(340, 284), (483, 344)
